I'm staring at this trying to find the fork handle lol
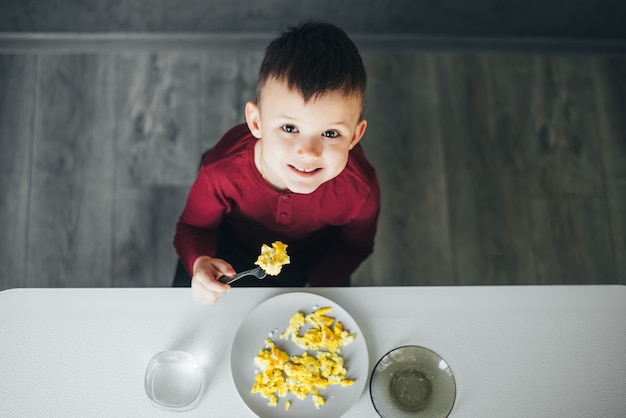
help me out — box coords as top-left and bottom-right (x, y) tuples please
(218, 272), (245, 285)
(218, 268), (257, 285)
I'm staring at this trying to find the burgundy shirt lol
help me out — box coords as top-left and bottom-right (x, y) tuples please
(174, 123), (380, 286)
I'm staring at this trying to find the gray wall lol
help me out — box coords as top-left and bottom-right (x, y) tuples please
(1, 0), (626, 41)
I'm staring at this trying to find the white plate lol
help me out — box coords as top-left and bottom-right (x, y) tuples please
(231, 292), (369, 418)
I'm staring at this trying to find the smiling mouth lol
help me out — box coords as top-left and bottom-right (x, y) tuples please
(290, 165), (321, 175)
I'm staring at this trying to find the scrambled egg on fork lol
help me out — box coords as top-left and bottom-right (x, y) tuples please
(251, 307), (355, 409)
(255, 241), (290, 276)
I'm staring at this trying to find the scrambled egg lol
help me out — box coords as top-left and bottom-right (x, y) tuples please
(280, 307), (355, 354)
(255, 241), (290, 276)
(251, 307), (356, 410)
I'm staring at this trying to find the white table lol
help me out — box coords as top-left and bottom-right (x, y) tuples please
(1, 286), (625, 417)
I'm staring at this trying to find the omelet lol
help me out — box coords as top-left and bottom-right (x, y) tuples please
(255, 241), (290, 276)
(252, 307), (356, 409)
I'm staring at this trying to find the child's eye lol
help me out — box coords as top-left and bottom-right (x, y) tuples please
(282, 125), (298, 133)
(322, 130), (339, 139)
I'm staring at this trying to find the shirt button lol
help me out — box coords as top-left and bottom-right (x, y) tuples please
(280, 212), (288, 218)
(280, 195), (291, 201)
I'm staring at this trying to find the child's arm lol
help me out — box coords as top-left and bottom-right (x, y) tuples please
(174, 165), (233, 303)
(175, 222), (233, 303)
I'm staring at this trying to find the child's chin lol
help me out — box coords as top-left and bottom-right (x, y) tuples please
(287, 182), (322, 195)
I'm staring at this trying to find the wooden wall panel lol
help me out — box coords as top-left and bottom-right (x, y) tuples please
(360, 54), (453, 286)
(200, 50), (262, 152)
(27, 55), (116, 287)
(436, 54), (535, 285)
(116, 52), (202, 188)
(590, 59), (626, 283)
(0, 55), (37, 290)
(529, 198), (616, 284)
(526, 56), (605, 197)
(606, 197), (626, 285)
(113, 187), (189, 287)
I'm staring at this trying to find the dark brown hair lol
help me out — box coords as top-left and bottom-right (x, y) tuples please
(257, 21), (367, 107)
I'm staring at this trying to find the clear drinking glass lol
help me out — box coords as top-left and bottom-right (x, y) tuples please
(145, 350), (204, 412)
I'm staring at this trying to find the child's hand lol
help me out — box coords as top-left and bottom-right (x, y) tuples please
(191, 256), (234, 304)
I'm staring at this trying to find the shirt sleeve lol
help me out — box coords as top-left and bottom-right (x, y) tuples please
(306, 175), (381, 286)
(173, 166), (227, 275)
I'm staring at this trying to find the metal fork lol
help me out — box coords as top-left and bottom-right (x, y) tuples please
(218, 267), (267, 285)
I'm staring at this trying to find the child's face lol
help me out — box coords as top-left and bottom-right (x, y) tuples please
(245, 78), (367, 194)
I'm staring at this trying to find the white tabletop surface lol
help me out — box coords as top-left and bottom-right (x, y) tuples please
(1, 285), (625, 418)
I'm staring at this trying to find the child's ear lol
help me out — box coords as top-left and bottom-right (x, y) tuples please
(349, 119), (367, 150)
(245, 101), (262, 138)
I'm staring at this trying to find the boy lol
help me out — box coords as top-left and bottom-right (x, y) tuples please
(174, 21), (380, 304)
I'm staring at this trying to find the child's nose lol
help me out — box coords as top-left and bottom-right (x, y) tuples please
(297, 136), (322, 158)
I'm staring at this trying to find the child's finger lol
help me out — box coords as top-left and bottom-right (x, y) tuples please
(211, 259), (236, 278)
(205, 277), (231, 293)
